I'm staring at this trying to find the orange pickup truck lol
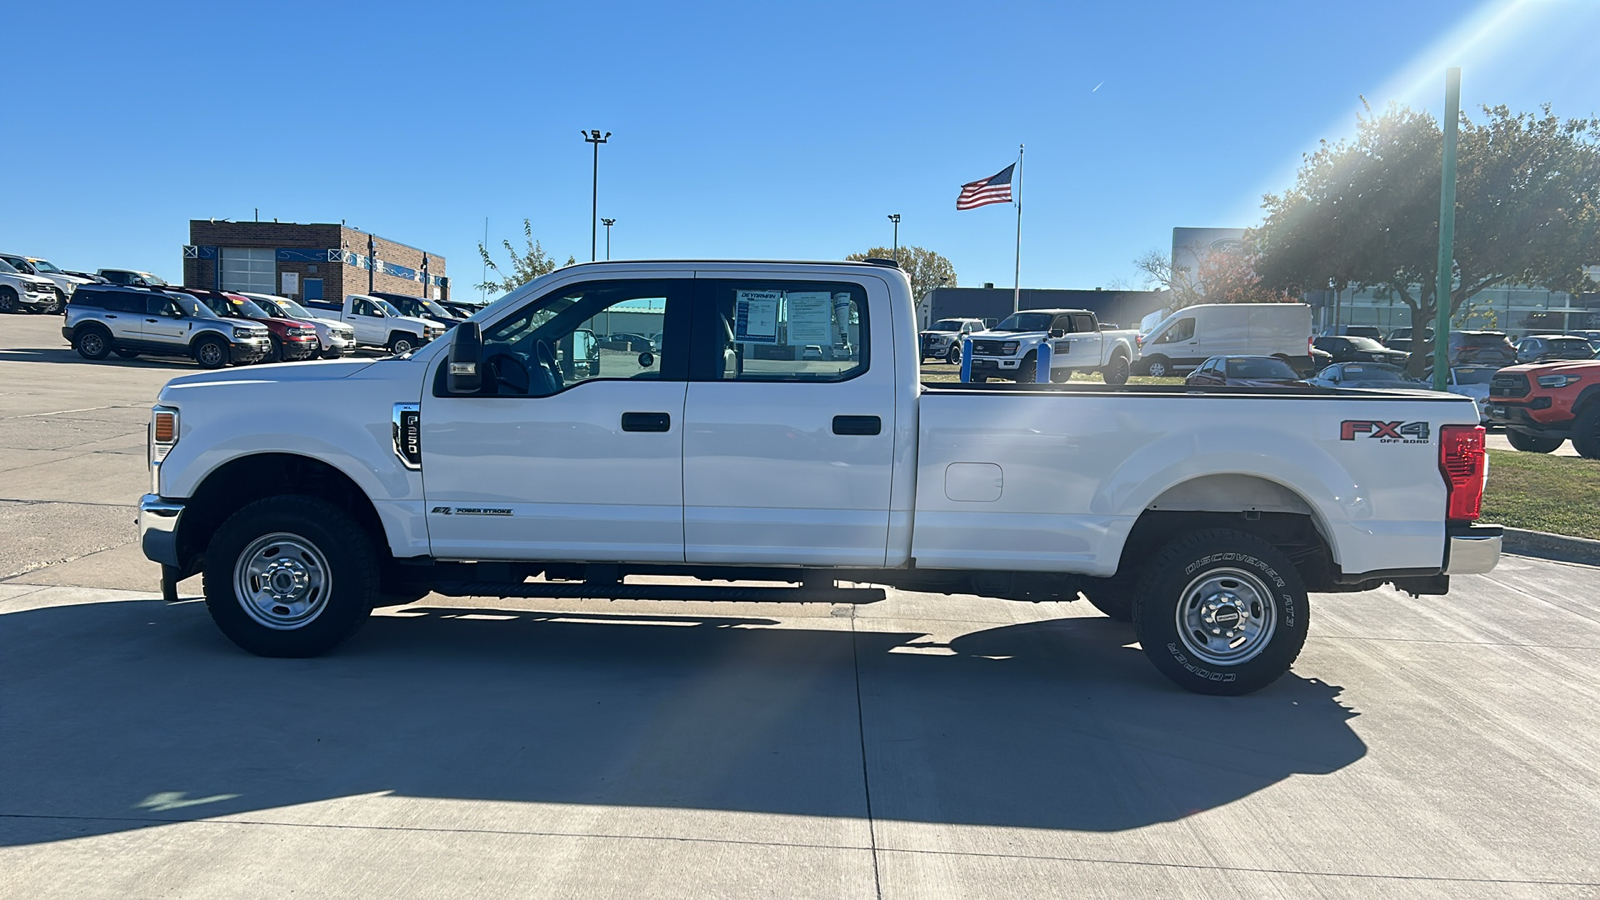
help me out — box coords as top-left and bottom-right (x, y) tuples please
(1487, 359), (1600, 457)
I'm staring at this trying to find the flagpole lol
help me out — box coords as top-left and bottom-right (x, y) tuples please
(1013, 143), (1024, 313)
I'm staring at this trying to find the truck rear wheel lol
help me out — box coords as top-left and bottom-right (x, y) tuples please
(1572, 404), (1600, 459)
(1506, 430), (1563, 454)
(1102, 354), (1131, 385)
(203, 495), (379, 657)
(1078, 574), (1134, 622)
(1132, 529), (1308, 695)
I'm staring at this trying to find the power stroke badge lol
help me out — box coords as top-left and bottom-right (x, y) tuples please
(431, 507), (514, 516)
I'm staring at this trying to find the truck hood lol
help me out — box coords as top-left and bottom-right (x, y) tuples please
(1498, 359), (1600, 377)
(162, 357), (380, 390)
(969, 329), (1045, 340)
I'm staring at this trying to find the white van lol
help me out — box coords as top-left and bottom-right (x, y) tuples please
(1137, 303), (1314, 377)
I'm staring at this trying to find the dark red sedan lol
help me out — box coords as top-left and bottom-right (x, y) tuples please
(1184, 355), (1308, 388)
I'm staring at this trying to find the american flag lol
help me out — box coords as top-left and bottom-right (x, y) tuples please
(956, 164), (1015, 210)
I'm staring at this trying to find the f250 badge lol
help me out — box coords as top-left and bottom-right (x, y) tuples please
(1340, 420), (1431, 444)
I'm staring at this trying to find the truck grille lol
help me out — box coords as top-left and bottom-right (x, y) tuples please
(1490, 373), (1530, 398)
(971, 339), (1009, 356)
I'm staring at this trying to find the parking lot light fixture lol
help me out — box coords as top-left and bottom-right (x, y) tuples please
(887, 214), (900, 263)
(583, 130), (611, 262)
(602, 218), (616, 261)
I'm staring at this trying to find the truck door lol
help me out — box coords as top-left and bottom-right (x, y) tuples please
(348, 296), (387, 345)
(681, 274), (895, 566)
(420, 275), (692, 562)
(1054, 312), (1101, 368)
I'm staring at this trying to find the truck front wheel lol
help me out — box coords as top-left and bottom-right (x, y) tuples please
(1572, 404), (1600, 460)
(1132, 529), (1309, 695)
(389, 333), (416, 355)
(1015, 351), (1038, 384)
(203, 495), (379, 657)
(1506, 430), (1564, 453)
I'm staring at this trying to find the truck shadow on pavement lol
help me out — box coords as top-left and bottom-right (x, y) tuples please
(0, 598), (1364, 845)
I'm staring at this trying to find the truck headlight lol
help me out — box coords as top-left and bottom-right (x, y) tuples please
(1537, 374), (1582, 388)
(1001, 341), (1020, 355)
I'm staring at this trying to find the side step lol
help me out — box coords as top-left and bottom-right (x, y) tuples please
(430, 581), (887, 604)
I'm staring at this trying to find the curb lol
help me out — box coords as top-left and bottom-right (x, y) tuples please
(1502, 527), (1600, 568)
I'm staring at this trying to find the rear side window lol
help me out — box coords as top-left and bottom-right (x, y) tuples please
(1072, 314), (1095, 334)
(98, 291), (143, 313)
(698, 280), (867, 382)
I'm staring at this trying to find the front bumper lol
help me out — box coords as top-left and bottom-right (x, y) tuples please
(283, 338), (319, 360)
(138, 494), (184, 567)
(971, 356), (1021, 372)
(231, 337), (271, 363)
(1445, 522), (1502, 575)
(1486, 402), (1569, 437)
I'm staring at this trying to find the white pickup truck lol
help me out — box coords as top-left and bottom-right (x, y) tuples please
(138, 260), (1500, 695)
(966, 308), (1141, 384)
(305, 294), (445, 354)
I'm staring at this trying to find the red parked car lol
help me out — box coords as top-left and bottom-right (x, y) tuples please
(166, 288), (320, 362)
(1487, 359), (1600, 457)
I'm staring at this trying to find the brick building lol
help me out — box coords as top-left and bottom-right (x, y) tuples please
(183, 221), (448, 303)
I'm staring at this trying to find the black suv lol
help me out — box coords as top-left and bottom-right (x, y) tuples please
(63, 285), (270, 368)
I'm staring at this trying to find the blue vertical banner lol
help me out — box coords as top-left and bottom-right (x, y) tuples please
(1036, 341), (1052, 383)
(960, 338), (973, 383)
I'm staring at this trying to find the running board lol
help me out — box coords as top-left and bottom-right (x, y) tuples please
(430, 581), (887, 603)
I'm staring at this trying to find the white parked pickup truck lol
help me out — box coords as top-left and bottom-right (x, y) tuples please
(967, 308), (1141, 384)
(305, 294), (445, 354)
(138, 260), (1500, 695)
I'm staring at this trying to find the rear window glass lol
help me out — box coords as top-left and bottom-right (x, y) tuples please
(1226, 357), (1297, 379)
(1461, 333), (1509, 346)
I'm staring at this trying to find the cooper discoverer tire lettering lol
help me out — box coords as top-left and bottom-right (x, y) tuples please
(1131, 528), (1309, 695)
(203, 495), (379, 657)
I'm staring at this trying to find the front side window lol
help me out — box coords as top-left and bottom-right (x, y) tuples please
(353, 298), (378, 317)
(1158, 317), (1196, 343)
(476, 279), (681, 397)
(700, 280), (866, 382)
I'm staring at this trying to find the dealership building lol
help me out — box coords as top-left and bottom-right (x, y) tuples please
(183, 221), (449, 303)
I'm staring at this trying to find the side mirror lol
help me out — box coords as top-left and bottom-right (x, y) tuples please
(447, 322), (483, 394)
(1049, 328), (1065, 338)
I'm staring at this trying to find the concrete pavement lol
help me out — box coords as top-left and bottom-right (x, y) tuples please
(3, 311), (1598, 898)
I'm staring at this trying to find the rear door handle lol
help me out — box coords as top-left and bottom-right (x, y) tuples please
(832, 415), (881, 436)
(621, 412), (671, 432)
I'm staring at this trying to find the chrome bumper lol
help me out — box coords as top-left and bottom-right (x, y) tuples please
(138, 494), (185, 567)
(1445, 523), (1502, 576)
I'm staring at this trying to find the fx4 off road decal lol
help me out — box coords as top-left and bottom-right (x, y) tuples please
(1340, 420), (1431, 444)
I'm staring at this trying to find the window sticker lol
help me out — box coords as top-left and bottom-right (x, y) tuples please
(785, 291), (834, 346)
(735, 290), (780, 344)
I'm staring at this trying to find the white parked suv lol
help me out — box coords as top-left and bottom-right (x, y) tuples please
(0, 253), (91, 310)
(0, 257), (63, 314)
(136, 259), (1500, 695)
(967, 308), (1140, 384)
(240, 293), (356, 359)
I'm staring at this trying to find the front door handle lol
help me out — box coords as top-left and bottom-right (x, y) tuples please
(621, 412), (671, 432)
(832, 415), (881, 436)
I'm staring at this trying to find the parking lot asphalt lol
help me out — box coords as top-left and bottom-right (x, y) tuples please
(3, 311), (1599, 898)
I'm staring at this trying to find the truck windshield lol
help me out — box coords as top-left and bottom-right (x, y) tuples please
(1346, 337), (1387, 352)
(375, 299), (403, 317)
(30, 259), (63, 274)
(277, 298), (315, 318)
(992, 313), (1053, 332)
(929, 320), (963, 332)
(424, 300), (452, 317)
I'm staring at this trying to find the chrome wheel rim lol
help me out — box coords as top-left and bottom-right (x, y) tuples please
(1148, 362), (1166, 377)
(233, 532), (333, 630)
(199, 343), (224, 366)
(1174, 567), (1278, 666)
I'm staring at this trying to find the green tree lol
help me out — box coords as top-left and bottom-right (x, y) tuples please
(1253, 102), (1600, 370)
(846, 246), (957, 301)
(477, 219), (576, 294)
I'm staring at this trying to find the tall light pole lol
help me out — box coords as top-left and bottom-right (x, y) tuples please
(582, 129), (611, 261)
(887, 214), (900, 263)
(601, 218), (616, 260)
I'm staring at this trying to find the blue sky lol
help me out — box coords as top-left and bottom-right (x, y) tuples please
(8, 0), (1598, 300)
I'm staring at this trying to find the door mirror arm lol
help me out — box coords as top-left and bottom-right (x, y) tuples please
(447, 322), (484, 394)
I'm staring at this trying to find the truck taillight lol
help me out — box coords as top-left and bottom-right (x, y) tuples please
(1439, 424), (1486, 522)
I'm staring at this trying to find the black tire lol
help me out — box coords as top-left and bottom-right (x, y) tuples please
(203, 495), (379, 657)
(970, 375), (988, 383)
(1049, 367), (1074, 383)
(1143, 355), (1171, 378)
(1132, 529), (1309, 696)
(1103, 353), (1131, 385)
(1015, 351), (1038, 384)
(1572, 404), (1600, 460)
(194, 336), (229, 369)
(113, 348), (141, 359)
(0, 287), (17, 314)
(75, 326), (111, 360)
(1506, 430), (1564, 454)
(389, 333), (416, 356)
(266, 336), (284, 363)
(946, 344), (962, 365)
(1078, 574), (1134, 622)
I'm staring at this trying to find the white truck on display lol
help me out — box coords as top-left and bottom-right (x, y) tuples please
(137, 260), (1500, 695)
(965, 309), (1141, 384)
(305, 294), (445, 355)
